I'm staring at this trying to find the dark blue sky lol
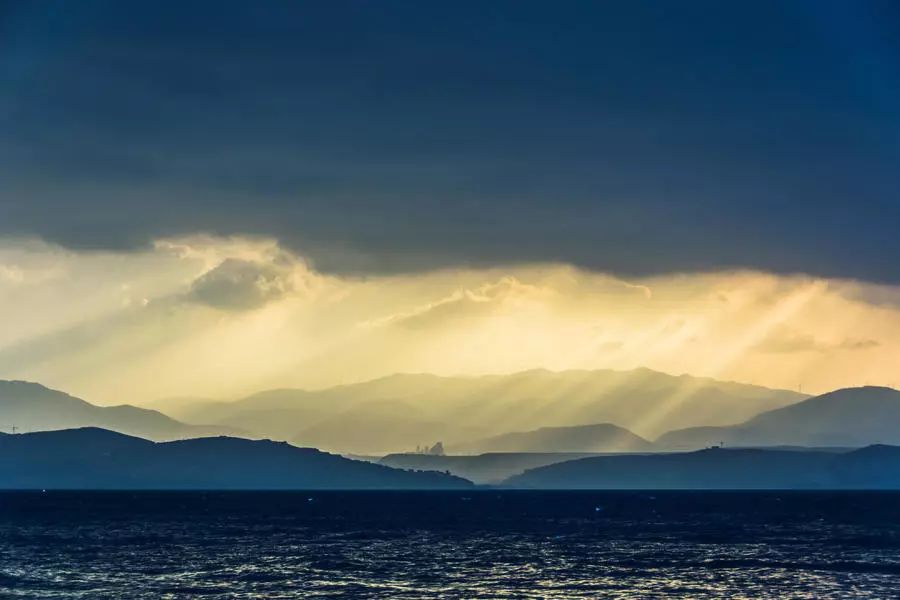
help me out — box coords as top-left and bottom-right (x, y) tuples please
(1, 1), (899, 280)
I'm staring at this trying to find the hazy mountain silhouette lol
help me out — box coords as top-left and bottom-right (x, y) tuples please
(156, 369), (804, 453)
(0, 381), (243, 441)
(505, 445), (900, 489)
(657, 387), (900, 450)
(166, 388), (354, 440)
(450, 423), (651, 454)
(142, 396), (221, 417)
(0, 428), (472, 489)
(292, 400), (479, 455)
(379, 452), (606, 484)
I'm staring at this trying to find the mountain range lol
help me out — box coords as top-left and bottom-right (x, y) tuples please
(657, 387), (900, 449)
(147, 369), (805, 454)
(5, 426), (900, 490)
(5, 375), (900, 457)
(0, 380), (241, 441)
(381, 386), (900, 483)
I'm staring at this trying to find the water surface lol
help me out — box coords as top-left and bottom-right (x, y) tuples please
(2, 491), (900, 598)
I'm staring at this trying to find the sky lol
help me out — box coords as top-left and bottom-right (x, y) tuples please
(0, 1), (899, 404)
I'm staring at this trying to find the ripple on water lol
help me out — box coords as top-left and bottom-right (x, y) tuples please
(2, 491), (900, 598)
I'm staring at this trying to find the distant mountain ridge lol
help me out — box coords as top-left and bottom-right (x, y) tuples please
(657, 387), (900, 449)
(7, 377), (894, 456)
(0, 428), (472, 489)
(0, 380), (242, 442)
(450, 423), (651, 454)
(155, 368), (806, 454)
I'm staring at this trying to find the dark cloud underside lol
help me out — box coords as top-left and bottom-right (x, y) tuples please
(1, 1), (899, 280)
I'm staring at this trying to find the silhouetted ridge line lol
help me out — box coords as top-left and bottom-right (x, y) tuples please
(0, 428), (472, 489)
(505, 444), (900, 489)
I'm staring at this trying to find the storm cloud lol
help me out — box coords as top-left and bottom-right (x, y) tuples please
(185, 258), (298, 310)
(1, 2), (899, 281)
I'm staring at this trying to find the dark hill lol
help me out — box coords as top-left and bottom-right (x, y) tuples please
(0, 428), (472, 489)
(505, 444), (900, 489)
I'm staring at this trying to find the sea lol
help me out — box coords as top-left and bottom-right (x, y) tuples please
(1, 490), (900, 598)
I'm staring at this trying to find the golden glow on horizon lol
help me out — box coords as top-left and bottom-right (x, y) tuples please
(0, 235), (898, 406)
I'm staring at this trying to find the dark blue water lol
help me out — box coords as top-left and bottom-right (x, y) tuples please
(2, 491), (900, 598)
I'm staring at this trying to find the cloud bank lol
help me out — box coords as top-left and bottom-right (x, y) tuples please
(0, 236), (898, 405)
(1, 2), (899, 282)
